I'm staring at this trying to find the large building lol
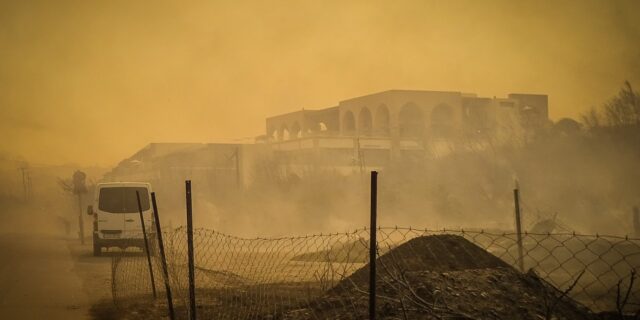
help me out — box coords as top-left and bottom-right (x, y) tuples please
(262, 90), (548, 172)
(105, 89), (549, 188)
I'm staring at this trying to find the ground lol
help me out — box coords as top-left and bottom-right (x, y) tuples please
(0, 206), (116, 320)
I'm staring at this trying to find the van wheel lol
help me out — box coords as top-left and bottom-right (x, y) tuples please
(93, 243), (101, 256)
(93, 235), (101, 256)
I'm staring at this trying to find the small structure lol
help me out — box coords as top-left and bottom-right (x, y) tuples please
(103, 142), (269, 208)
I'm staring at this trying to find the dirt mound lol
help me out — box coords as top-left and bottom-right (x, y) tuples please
(284, 235), (594, 320)
(376, 234), (513, 271)
(332, 234), (512, 293)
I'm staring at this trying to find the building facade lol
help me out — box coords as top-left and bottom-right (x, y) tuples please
(263, 90), (548, 172)
(105, 89), (549, 189)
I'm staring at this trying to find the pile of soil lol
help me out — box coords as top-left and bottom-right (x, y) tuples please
(336, 234), (512, 285)
(282, 235), (595, 320)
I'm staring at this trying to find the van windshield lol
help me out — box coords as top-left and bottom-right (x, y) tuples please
(98, 187), (150, 213)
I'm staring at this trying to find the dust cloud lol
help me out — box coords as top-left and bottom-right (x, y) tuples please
(0, 157), (106, 236)
(0, 2), (639, 318)
(1, 0), (639, 166)
(184, 120), (640, 237)
(0, 0), (639, 236)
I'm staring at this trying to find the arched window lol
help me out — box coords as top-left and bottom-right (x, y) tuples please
(431, 104), (454, 138)
(279, 125), (290, 140)
(290, 122), (301, 139)
(358, 107), (373, 136)
(269, 129), (277, 141)
(342, 111), (356, 134)
(399, 103), (424, 137)
(374, 105), (390, 136)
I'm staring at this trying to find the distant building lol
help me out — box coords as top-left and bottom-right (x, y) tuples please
(105, 89), (549, 188)
(263, 90), (548, 172)
(103, 142), (269, 208)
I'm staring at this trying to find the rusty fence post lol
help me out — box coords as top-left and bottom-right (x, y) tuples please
(151, 192), (175, 320)
(369, 171), (378, 320)
(513, 183), (524, 272)
(186, 180), (197, 320)
(136, 191), (157, 299)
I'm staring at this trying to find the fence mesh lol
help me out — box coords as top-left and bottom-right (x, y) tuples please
(111, 227), (640, 319)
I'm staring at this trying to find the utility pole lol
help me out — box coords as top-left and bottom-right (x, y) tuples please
(235, 146), (242, 190)
(18, 167), (29, 202)
(226, 147), (243, 191)
(27, 171), (32, 200)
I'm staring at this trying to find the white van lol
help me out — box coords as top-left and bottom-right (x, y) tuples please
(87, 182), (154, 256)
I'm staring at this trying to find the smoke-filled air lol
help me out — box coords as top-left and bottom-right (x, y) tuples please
(1, 1), (639, 319)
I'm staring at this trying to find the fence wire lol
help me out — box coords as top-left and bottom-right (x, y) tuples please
(111, 227), (640, 319)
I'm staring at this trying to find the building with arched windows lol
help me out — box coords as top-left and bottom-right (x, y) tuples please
(263, 90), (548, 172)
(106, 89), (549, 195)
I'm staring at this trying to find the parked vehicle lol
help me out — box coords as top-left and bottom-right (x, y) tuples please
(87, 182), (154, 256)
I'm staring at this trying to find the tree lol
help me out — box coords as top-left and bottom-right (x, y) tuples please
(58, 171), (89, 244)
(582, 81), (639, 129)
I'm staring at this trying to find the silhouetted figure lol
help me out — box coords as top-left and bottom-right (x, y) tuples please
(56, 215), (70, 236)
(633, 206), (640, 238)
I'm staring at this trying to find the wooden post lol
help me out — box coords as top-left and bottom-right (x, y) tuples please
(136, 191), (157, 299)
(369, 171), (378, 320)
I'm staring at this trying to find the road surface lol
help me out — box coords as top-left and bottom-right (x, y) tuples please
(0, 221), (114, 319)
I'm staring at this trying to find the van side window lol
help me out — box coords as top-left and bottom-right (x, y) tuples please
(98, 187), (150, 213)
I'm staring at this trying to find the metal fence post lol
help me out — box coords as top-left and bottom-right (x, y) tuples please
(513, 183), (524, 272)
(186, 180), (197, 320)
(369, 171), (378, 320)
(151, 192), (175, 320)
(136, 191), (157, 299)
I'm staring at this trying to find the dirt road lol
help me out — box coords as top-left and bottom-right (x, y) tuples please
(0, 230), (114, 320)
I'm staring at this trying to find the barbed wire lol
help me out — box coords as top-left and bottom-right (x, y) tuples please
(112, 226), (640, 319)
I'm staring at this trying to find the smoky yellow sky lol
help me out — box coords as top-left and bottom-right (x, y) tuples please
(1, 0), (638, 167)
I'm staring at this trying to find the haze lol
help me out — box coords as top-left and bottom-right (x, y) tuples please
(1, 0), (639, 166)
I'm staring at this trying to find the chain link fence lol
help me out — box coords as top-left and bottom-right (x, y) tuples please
(111, 226), (640, 319)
